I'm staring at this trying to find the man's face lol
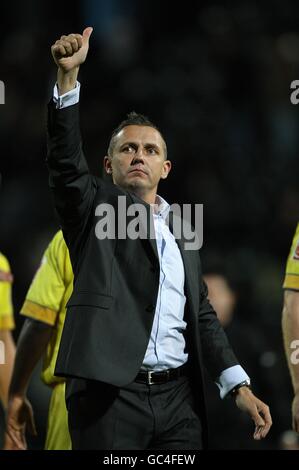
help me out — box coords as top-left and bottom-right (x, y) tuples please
(104, 125), (171, 197)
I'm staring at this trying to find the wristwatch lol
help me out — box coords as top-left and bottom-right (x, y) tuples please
(229, 379), (251, 397)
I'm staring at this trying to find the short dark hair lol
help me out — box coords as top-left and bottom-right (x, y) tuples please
(107, 111), (167, 159)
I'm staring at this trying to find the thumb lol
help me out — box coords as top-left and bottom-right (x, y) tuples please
(82, 27), (93, 44)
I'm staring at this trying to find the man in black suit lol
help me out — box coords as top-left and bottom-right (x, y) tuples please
(25, 27), (271, 450)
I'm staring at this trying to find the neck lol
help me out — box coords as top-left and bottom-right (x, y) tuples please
(127, 186), (157, 205)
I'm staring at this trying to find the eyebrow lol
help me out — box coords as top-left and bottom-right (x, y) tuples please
(144, 143), (160, 151)
(120, 142), (161, 151)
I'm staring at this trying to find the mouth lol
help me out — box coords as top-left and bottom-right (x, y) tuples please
(128, 168), (148, 176)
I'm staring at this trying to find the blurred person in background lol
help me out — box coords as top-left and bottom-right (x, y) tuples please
(279, 429), (299, 450)
(203, 270), (275, 449)
(6, 230), (72, 450)
(203, 273), (236, 330)
(0, 171), (17, 449)
(282, 222), (299, 433)
(0, 252), (16, 449)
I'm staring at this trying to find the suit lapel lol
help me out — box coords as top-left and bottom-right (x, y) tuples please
(169, 214), (200, 315)
(126, 193), (199, 312)
(129, 193), (159, 262)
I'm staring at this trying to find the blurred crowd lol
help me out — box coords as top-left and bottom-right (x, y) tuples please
(1, 0), (299, 449)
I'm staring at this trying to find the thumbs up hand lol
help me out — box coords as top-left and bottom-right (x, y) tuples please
(51, 27), (93, 94)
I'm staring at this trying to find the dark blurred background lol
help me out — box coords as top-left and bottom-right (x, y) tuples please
(0, 0), (299, 449)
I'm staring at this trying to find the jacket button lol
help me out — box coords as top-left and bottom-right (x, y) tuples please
(146, 304), (155, 312)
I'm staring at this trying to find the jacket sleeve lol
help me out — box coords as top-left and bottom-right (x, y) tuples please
(198, 279), (239, 380)
(46, 101), (97, 234)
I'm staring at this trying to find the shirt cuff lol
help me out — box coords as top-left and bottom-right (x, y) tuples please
(53, 81), (81, 109)
(215, 365), (250, 399)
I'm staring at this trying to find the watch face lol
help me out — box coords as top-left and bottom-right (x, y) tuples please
(230, 380), (251, 397)
(241, 380), (250, 387)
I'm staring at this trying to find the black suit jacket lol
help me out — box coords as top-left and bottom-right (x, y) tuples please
(47, 102), (239, 438)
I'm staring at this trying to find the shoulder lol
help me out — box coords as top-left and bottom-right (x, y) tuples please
(286, 222), (299, 264)
(95, 177), (128, 197)
(50, 229), (65, 248)
(47, 230), (70, 267)
(283, 222), (299, 290)
(0, 252), (10, 272)
(292, 222), (299, 245)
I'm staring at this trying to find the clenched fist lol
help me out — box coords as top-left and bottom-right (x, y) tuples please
(51, 27), (93, 95)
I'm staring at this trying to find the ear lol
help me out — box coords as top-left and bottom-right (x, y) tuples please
(160, 160), (172, 180)
(104, 156), (113, 175)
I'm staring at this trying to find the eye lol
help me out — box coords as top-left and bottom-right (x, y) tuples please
(147, 147), (158, 155)
(123, 145), (134, 153)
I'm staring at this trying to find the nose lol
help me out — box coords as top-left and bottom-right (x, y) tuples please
(131, 148), (144, 165)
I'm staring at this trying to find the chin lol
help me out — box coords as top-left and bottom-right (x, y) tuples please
(128, 181), (147, 190)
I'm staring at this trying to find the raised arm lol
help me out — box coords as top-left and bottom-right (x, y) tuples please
(47, 28), (96, 237)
